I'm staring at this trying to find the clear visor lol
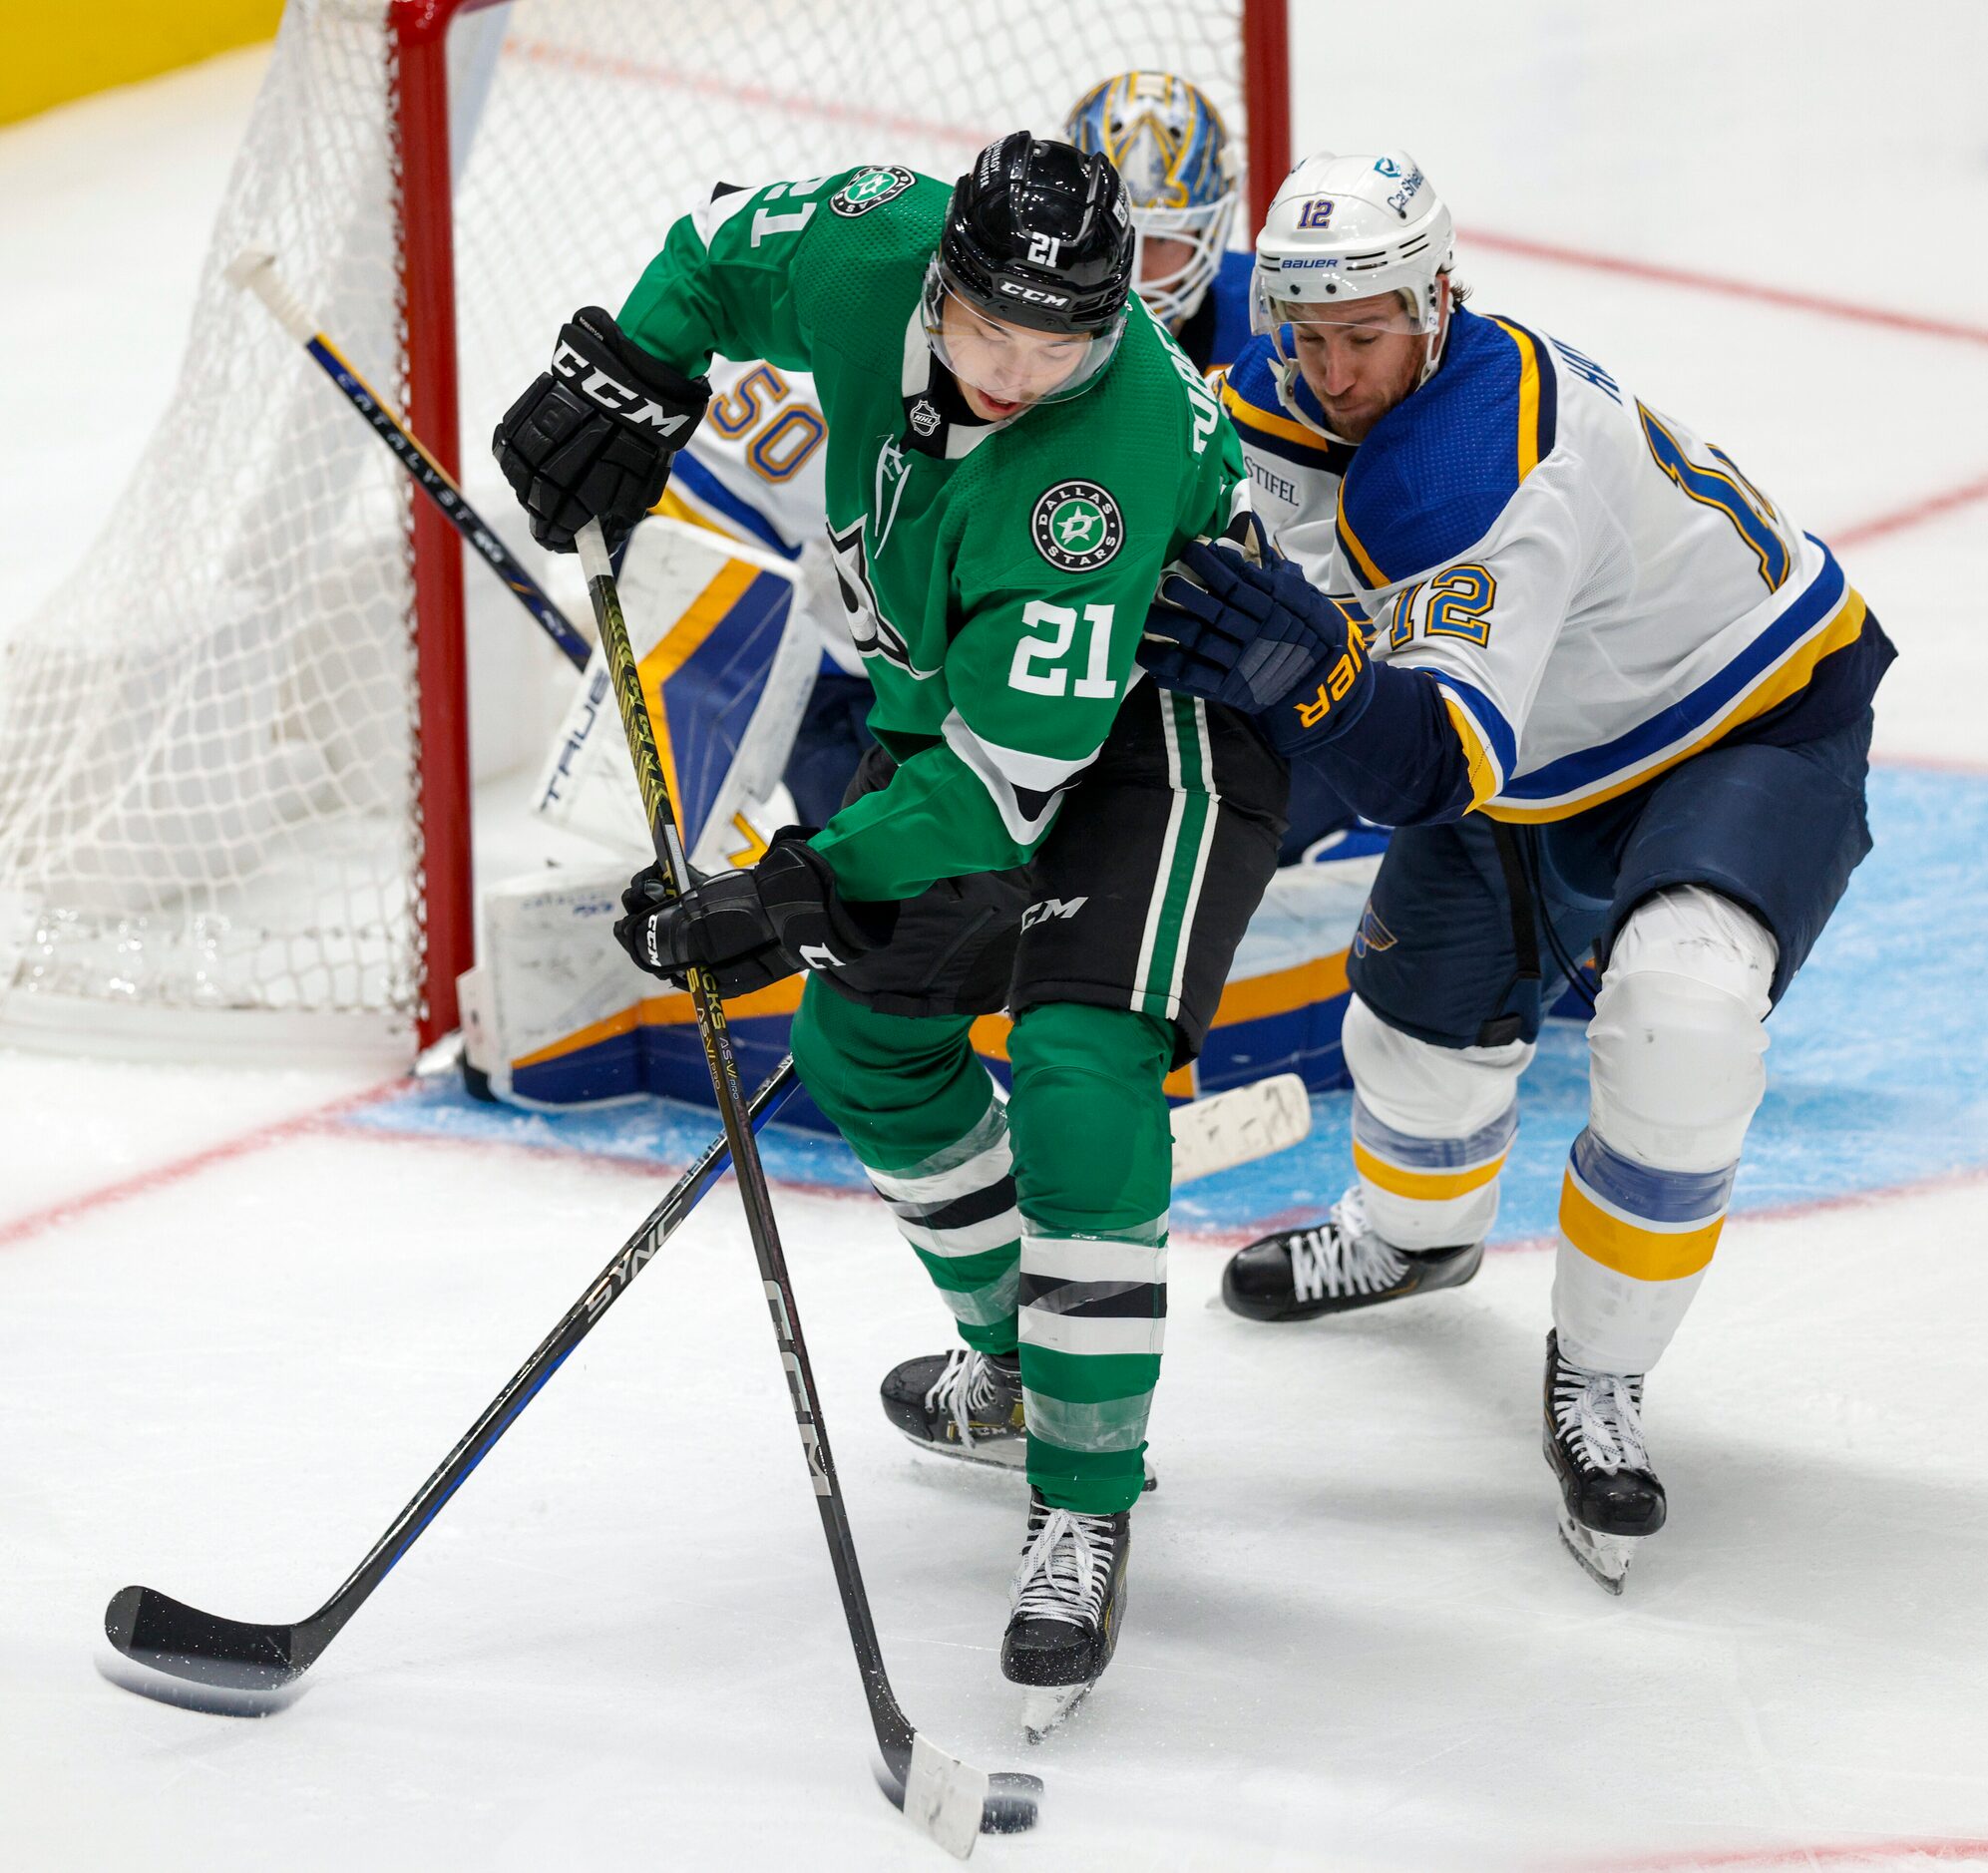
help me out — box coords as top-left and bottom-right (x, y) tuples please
(1129, 192), (1237, 326)
(921, 258), (1125, 410)
(1249, 266), (1437, 339)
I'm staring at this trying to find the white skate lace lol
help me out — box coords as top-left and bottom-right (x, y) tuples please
(1288, 1189), (1407, 1304)
(924, 1347), (1007, 1452)
(1552, 1358), (1651, 1474)
(1010, 1505), (1116, 1630)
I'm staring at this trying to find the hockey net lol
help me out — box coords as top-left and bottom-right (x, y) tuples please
(0, 0), (1284, 1060)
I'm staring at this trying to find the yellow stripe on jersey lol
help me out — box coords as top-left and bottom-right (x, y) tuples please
(1487, 318), (1548, 483)
(1559, 1173), (1725, 1282)
(1353, 1139), (1509, 1203)
(1337, 481), (1390, 587)
(1219, 377), (1341, 456)
(1442, 695), (1500, 808)
(1483, 587), (1870, 824)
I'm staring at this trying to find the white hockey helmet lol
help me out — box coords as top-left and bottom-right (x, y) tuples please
(1252, 150), (1454, 374)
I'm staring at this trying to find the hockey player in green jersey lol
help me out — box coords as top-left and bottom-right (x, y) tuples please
(494, 136), (1286, 1734)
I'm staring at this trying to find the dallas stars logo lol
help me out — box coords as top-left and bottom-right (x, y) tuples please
(1030, 480), (1124, 571)
(831, 165), (916, 217)
(1054, 503), (1103, 550)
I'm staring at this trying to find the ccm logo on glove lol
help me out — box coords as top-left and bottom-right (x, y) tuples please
(551, 339), (698, 437)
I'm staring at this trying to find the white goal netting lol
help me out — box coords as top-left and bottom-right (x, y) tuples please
(0, 0), (1253, 1058)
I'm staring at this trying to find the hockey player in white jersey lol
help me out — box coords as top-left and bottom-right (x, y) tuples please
(1141, 151), (1896, 1590)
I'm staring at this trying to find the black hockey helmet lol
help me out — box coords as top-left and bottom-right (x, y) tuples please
(939, 132), (1135, 334)
(920, 134), (1136, 411)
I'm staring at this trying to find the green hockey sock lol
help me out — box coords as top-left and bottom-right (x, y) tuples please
(1006, 1002), (1174, 1516)
(791, 982), (1019, 1352)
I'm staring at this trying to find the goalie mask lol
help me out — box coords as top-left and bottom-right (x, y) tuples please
(923, 133), (1135, 407)
(1064, 72), (1239, 329)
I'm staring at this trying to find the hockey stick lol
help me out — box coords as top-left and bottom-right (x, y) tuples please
(104, 1059), (799, 1699)
(97, 1053), (1304, 1697)
(225, 248), (593, 673)
(571, 518), (1038, 1852)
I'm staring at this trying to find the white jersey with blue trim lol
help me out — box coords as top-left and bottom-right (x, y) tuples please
(1237, 306), (1872, 822)
(670, 356), (829, 557)
(665, 357), (865, 672)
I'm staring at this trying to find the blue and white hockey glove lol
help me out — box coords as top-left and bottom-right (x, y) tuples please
(612, 830), (894, 998)
(1141, 535), (1376, 753)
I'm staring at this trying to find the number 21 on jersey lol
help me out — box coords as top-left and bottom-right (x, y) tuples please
(1009, 599), (1117, 699)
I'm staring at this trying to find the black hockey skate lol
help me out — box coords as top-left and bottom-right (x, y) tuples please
(1542, 1329), (1667, 1594)
(881, 1347), (1159, 1490)
(1000, 1487), (1131, 1742)
(880, 1347), (1026, 1470)
(1222, 1188), (1481, 1321)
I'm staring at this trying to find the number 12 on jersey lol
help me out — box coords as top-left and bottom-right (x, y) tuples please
(1009, 599), (1117, 699)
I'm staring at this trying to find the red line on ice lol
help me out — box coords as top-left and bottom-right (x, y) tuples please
(0, 1078), (407, 1251)
(1570, 1834), (1988, 1869)
(1873, 749), (1988, 777)
(1465, 227), (1988, 348)
(1830, 472), (1988, 549)
(0, 1079), (878, 1252)
(301, 1108), (884, 1213)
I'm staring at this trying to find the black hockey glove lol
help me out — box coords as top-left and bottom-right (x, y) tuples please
(492, 307), (710, 554)
(1141, 529), (1376, 752)
(611, 831), (896, 998)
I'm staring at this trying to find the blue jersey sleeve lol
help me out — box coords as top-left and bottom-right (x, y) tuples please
(1204, 248), (1256, 372)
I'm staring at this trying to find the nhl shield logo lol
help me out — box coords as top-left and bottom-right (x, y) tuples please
(1030, 480), (1124, 571)
(832, 165), (916, 216)
(909, 398), (941, 437)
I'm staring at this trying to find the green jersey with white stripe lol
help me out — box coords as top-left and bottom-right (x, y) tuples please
(618, 165), (1243, 903)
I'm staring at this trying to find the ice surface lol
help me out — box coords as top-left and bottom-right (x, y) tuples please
(4, 5), (1988, 1868)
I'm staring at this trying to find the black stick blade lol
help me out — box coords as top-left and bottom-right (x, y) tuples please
(105, 1585), (305, 1690)
(96, 1650), (303, 1719)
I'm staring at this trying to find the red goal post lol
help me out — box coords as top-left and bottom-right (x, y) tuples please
(0, 0), (1291, 1061)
